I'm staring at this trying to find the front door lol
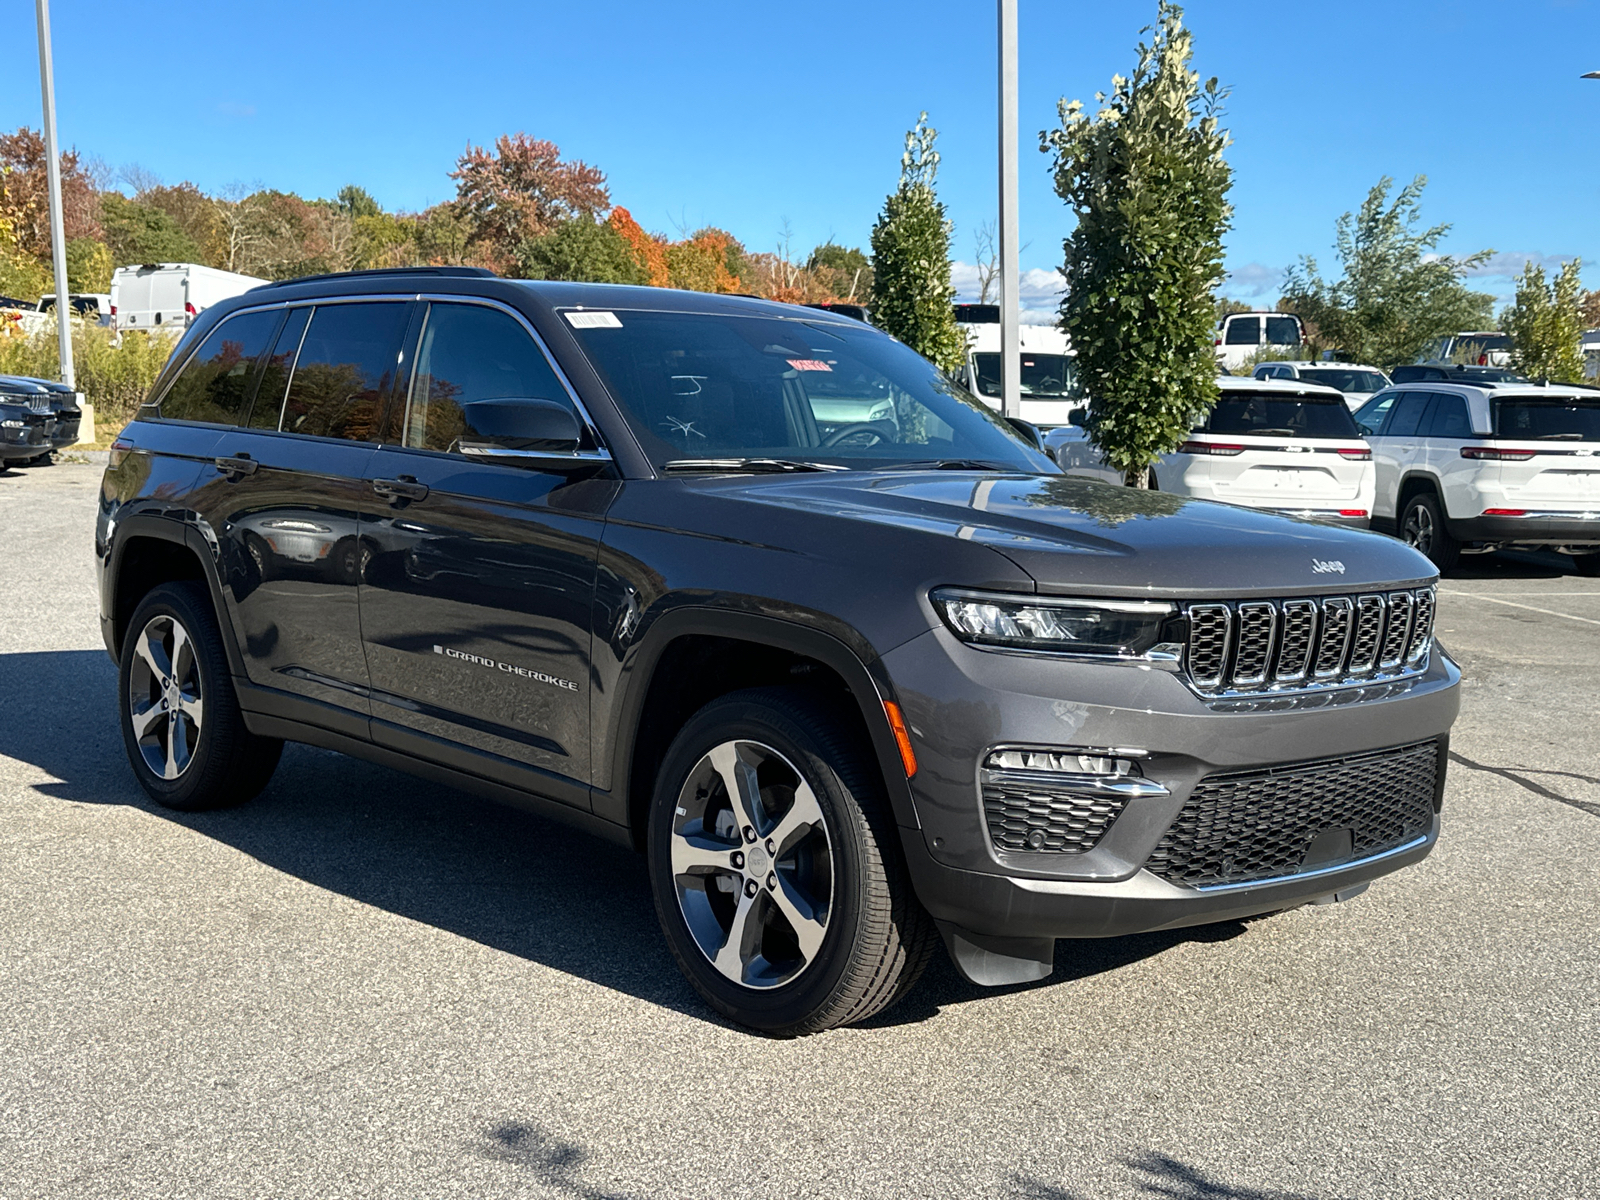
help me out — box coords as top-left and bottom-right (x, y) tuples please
(197, 299), (413, 730)
(1370, 390), (1433, 521)
(357, 299), (615, 797)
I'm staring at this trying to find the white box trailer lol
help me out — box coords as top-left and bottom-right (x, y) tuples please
(110, 263), (267, 335)
(955, 305), (1078, 429)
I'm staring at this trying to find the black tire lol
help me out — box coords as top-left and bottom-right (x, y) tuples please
(1400, 492), (1460, 573)
(1572, 552), (1600, 577)
(647, 687), (936, 1036)
(118, 581), (282, 811)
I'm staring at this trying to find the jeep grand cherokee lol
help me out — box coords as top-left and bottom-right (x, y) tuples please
(98, 268), (1460, 1034)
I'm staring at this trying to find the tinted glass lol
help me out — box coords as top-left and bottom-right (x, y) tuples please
(1386, 391), (1432, 437)
(404, 302), (574, 453)
(1264, 316), (1301, 345)
(1493, 395), (1600, 441)
(1297, 368), (1388, 393)
(249, 306), (309, 430)
(1422, 393), (1473, 438)
(1223, 316), (1259, 345)
(1355, 392), (1396, 436)
(566, 309), (1043, 470)
(279, 302), (408, 442)
(160, 309), (279, 425)
(972, 352), (1075, 398)
(1203, 392), (1360, 438)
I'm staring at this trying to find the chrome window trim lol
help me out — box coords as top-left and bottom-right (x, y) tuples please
(267, 306), (312, 432)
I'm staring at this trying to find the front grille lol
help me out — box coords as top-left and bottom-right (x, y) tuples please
(1183, 586), (1435, 696)
(1145, 740), (1440, 888)
(982, 773), (1130, 854)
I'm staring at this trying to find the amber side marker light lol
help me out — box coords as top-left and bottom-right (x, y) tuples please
(883, 701), (918, 778)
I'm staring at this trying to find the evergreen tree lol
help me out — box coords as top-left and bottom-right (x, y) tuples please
(869, 114), (964, 374)
(1041, 2), (1232, 487)
(516, 215), (647, 284)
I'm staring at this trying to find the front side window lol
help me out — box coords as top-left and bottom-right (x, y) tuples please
(565, 309), (1043, 470)
(1223, 316), (1260, 345)
(1203, 391), (1361, 438)
(1355, 392), (1397, 436)
(160, 309), (280, 425)
(403, 302), (576, 453)
(278, 302), (409, 442)
(1494, 395), (1600, 441)
(1264, 316), (1301, 345)
(972, 352), (1075, 399)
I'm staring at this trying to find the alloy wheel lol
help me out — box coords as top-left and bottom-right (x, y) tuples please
(127, 613), (204, 781)
(1403, 503), (1434, 555)
(669, 739), (833, 989)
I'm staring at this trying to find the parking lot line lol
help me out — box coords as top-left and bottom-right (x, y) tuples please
(1438, 591), (1600, 627)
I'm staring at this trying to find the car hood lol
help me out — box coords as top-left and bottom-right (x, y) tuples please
(725, 471), (1434, 599)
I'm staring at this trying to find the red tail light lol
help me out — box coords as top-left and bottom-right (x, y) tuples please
(108, 303), (117, 315)
(1337, 448), (1372, 460)
(1482, 508), (1526, 516)
(1462, 446), (1535, 461)
(1214, 337), (1221, 346)
(184, 301), (197, 315)
(1179, 440), (1244, 456)
(1338, 509), (1369, 517)
(1477, 353), (1488, 366)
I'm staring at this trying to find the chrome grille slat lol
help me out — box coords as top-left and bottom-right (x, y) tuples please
(1183, 586), (1435, 698)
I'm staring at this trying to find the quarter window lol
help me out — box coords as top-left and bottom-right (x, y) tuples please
(403, 302), (575, 454)
(160, 309), (279, 425)
(279, 302), (409, 442)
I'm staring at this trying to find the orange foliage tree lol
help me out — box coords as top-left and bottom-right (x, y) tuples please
(607, 207), (669, 286)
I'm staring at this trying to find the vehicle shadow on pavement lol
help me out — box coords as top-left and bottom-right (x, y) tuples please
(1013, 1150), (1326, 1199)
(1, 648), (1248, 1031)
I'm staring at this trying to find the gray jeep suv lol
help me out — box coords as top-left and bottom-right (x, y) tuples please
(98, 269), (1460, 1034)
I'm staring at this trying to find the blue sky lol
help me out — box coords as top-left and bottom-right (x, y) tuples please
(4, 0), (1596, 319)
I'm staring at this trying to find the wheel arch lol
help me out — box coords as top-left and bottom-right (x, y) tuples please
(601, 609), (919, 850)
(108, 514), (242, 676)
(1397, 470), (1443, 514)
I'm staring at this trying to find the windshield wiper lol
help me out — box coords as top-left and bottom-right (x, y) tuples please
(881, 458), (1022, 472)
(661, 458), (847, 474)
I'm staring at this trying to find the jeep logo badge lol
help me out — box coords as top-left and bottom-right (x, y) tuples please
(1311, 558), (1346, 575)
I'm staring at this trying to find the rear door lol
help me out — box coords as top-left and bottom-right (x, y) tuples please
(194, 299), (413, 733)
(1491, 393), (1600, 510)
(358, 298), (616, 796)
(1369, 390), (1432, 519)
(1418, 391), (1480, 518)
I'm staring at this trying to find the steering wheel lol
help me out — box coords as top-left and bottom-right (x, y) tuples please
(822, 422), (889, 448)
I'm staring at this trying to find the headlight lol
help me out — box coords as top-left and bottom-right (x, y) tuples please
(1, 419), (23, 429)
(931, 587), (1179, 657)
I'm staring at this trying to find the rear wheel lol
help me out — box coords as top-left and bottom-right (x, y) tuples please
(1401, 492), (1460, 573)
(647, 688), (935, 1035)
(119, 582), (282, 811)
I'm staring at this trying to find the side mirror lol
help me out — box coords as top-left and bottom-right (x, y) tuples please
(1067, 407), (1088, 428)
(1004, 415), (1042, 449)
(455, 398), (603, 471)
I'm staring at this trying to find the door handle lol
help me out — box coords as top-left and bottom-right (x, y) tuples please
(215, 452), (258, 478)
(372, 476), (428, 504)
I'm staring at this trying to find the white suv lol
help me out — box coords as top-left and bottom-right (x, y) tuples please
(1355, 382), (1600, 573)
(1252, 362), (1390, 409)
(1045, 378), (1375, 525)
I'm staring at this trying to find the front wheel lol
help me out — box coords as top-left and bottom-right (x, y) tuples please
(1401, 492), (1460, 573)
(119, 581), (282, 811)
(647, 688), (935, 1035)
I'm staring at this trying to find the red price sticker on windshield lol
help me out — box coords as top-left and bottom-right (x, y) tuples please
(786, 359), (832, 372)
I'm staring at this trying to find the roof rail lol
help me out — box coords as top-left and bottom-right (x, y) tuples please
(257, 266), (498, 289)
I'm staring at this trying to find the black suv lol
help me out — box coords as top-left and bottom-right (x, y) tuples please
(99, 269), (1461, 1034)
(0, 372), (82, 463)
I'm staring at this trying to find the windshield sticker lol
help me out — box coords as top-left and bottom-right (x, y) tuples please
(564, 311), (623, 329)
(786, 359), (832, 372)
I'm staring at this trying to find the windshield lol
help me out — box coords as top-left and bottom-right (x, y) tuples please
(1204, 392), (1361, 438)
(1297, 368), (1387, 393)
(1493, 395), (1600, 441)
(972, 352), (1075, 399)
(566, 309), (1050, 471)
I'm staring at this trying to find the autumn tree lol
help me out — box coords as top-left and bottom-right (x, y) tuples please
(870, 113), (964, 372)
(0, 127), (101, 259)
(808, 242), (872, 302)
(666, 228), (744, 293)
(450, 133), (608, 263)
(608, 207), (669, 286)
(517, 215), (648, 284)
(1041, 2), (1232, 487)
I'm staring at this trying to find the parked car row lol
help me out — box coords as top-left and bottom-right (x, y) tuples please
(0, 373), (81, 469)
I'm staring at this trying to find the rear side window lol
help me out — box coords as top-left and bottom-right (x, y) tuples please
(402, 302), (573, 453)
(278, 302), (409, 442)
(249, 306), (310, 430)
(1384, 391), (1432, 437)
(1422, 393), (1473, 438)
(160, 309), (279, 425)
(1264, 316), (1301, 345)
(1204, 392), (1360, 438)
(1223, 316), (1260, 345)
(1494, 395), (1600, 441)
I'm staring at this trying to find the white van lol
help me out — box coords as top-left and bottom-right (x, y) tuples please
(38, 293), (113, 325)
(1215, 311), (1305, 372)
(110, 263), (267, 335)
(955, 306), (1078, 429)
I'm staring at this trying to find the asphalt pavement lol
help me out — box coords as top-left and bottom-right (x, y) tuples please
(2, 458), (1596, 1200)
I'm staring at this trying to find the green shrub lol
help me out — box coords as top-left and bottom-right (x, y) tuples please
(0, 323), (174, 430)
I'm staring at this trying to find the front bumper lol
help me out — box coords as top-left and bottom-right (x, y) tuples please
(884, 626), (1459, 941)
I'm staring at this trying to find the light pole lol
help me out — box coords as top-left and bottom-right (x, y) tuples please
(997, 0), (1021, 420)
(35, 0), (75, 393)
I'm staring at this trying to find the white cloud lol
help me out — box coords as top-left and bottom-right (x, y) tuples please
(950, 261), (1065, 325)
(1461, 250), (1576, 279)
(1224, 262), (1284, 298)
